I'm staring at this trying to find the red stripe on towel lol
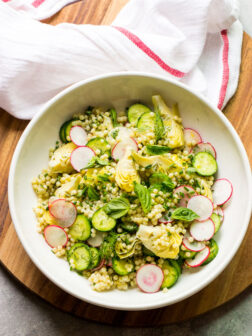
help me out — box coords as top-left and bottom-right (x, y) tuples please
(218, 30), (229, 110)
(114, 26), (185, 78)
(32, 0), (46, 8)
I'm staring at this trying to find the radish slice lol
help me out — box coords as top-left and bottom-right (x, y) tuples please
(173, 185), (197, 207)
(111, 138), (138, 160)
(158, 212), (173, 224)
(212, 178), (233, 206)
(70, 126), (88, 146)
(91, 259), (106, 272)
(136, 264), (164, 293)
(185, 246), (210, 267)
(192, 142), (216, 159)
(49, 199), (77, 228)
(70, 146), (95, 172)
(182, 232), (205, 252)
(87, 231), (105, 247)
(215, 206), (224, 222)
(184, 128), (202, 147)
(187, 195), (213, 221)
(190, 219), (215, 241)
(44, 225), (68, 248)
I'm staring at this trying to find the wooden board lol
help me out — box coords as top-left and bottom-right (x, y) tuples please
(0, 0), (252, 327)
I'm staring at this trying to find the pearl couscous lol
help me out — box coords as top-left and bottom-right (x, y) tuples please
(32, 95), (231, 293)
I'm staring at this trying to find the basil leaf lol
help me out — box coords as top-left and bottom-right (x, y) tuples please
(103, 197), (130, 219)
(171, 207), (199, 222)
(97, 174), (110, 182)
(149, 172), (174, 191)
(110, 108), (119, 127)
(133, 182), (152, 214)
(154, 106), (165, 141)
(87, 186), (99, 201)
(146, 145), (171, 155)
(81, 157), (109, 170)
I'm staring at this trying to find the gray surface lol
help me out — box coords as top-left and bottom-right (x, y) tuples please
(0, 265), (251, 336)
(240, 0), (252, 37)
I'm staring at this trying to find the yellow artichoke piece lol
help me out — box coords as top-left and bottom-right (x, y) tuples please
(115, 234), (140, 259)
(49, 142), (76, 173)
(55, 174), (82, 198)
(43, 210), (58, 226)
(163, 119), (184, 148)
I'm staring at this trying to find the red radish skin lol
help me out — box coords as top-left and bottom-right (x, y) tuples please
(111, 138), (138, 161)
(187, 195), (213, 221)
(49, 199), (77, 228)
(69, 126), (88, 146)
(212, 178), (233, 206)
(173, 185), (196, 207)
(44, 225), (68, 248)
(70, 146), (96, 172)
(91, 259), (106, 272)
(190, 219), (215, 241)
(185, 246), (210, 268)
(136, 264), (164, 293)
(184, 128), (202, 147)
(191, 142), (217, 159)
(182, 237), (205, 252)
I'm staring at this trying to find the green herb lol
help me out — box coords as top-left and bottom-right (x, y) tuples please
(146, 145), (171, 155)
(186, 167), (197, 174)
(110, 108), (119, 127)
(97, 174), (110, 182)
(171, 207), (199, 222)
(111, 128), (119, 139)
(81, 156), (109, 170)
(154, 107), (165, 141)
(100, 232), (118, 261)
(77, 186), (87, 198)
(85, 106), (93, 115)
(87, 186), (99, 201)
(149, 172), (175, 191)
(133, 182), (152, 214)
(103, 197), (130, 219)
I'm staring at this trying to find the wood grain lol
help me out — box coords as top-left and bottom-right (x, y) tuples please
(0, 0), (251, 327)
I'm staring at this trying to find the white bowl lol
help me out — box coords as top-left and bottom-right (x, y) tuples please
(8, 72), (252, 311)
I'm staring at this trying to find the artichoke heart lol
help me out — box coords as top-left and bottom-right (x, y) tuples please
(137, 224), (182, 259)
(55, 174), (82, 198)
(49, 142), (76, 173)
(115, 147), (140, 192)
(164, 119), (184, 148)
(115, 234), (140, 259)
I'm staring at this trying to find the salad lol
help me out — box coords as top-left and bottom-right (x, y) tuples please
(32, 95), (233, 293)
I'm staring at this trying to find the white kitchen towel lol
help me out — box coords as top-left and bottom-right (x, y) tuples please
(0, 0), (243, 119)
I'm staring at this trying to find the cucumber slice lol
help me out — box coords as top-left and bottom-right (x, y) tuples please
(59, 120), (69, 143)
(211, 213), (221, 233)
(86, 137), (110, 155)
(92, 208), (116, 232)
(120, 221), (138, 233)
(137, 112), (155, 131)
(64, 119), (76, 142)
(112, 257), (134, 275)
(128, 104), (150, 125)
(169, 259), (182, 276)
(67, 243), (91, 271)
(192, 152), (217, 176)
(161, 260), (179, 289)
(179, 248), (196, 259)
(143, 246), (156, 257)
(202, 239), (219, 265)
(87, 247), (100, 270)
(69, 215), (91, 241)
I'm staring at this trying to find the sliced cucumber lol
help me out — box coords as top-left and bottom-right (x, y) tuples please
(86, 137), (110, 155)
(179, 248), (196, 259)
(120, 221), (138, 233)
(69, 215), (91, 241)
(67, 243), (91, 271)
(92, 208), (116, 232)
(65, 120), (76, 141)
(211, 213), (221, 234)
(112, 257), (134, 275)
(128, 104), (150, 125)
(169, 259), (182, 276)
(143, 246), (156, 257)
(59, 120), (69, 143)
(192, 152), (217, 176)
(161, 260), (179, 289)
(87, 247), (100, 269)
(202, 239), (219, 265)
(137, 112), (155, 131)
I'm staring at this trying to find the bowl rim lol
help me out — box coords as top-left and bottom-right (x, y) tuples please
(8, 71), (252, 310)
